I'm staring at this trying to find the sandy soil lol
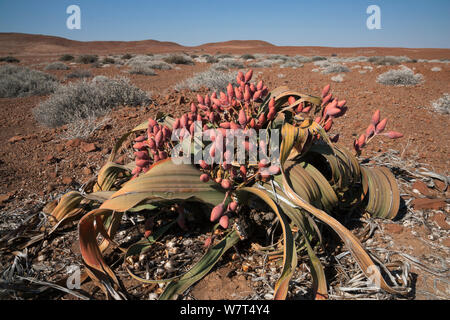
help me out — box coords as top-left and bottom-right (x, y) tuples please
(0, 33), (449, 300)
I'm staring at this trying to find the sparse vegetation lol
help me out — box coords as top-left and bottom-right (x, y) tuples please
(331, 74), (344, 82)
(163, 54), (194, 65)
(102, 57), (116, 64)
(44, 61), (70, 71)
(213, 58), (244, 69)
(240, 54), (255, 60)
(431, 67), (442, 72)
(33, 76), (151, 127)
(65, 69), (92, 79)
(280, 61), (303, 69)
(431, 93), (450, 114)
(174, 68), (237, 93)
(249, 60), (276, 68)
(377, 66), (423, 86)
(0, 56), (20, 63)
(59, 54), (74, 62)
(122, 53), (133, 60)
(129, 64), (157, 76)
(0, 64), (59, 98)
(321, 63), (350, 74)
(75, 54), (99, 64)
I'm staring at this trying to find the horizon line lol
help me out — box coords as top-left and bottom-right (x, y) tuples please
(1, 32), (450, 51)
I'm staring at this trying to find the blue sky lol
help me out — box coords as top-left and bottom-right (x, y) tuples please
(0, 0), (449, 48)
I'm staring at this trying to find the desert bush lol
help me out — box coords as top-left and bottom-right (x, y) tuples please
(129, 64), (157, 76)
(75, 54), (99, 64)
(102, 57), (116, 64)
(321, 64), (350, 74)
(294, 55), (314, 63)
(331, 74), (344, 82)
(431, 93), (450, 114)
(127, 56), (172, 70)
(163, 54), (194, 65)
(45, 61), (70, 71)
(369, 56), (400, 66)
(174, 68), (237, 93)
(280, 61), (303, 69)
(65, 69), (92, 79)
(33, 76), (151, 127)
(266, 54), (289, 61)
(431, 67), (442, 72)
(62, 115), (111, 140)
(377, 66), (423, 86)
(213, 58), (244, 69)
(122, 53), (133, 60)
(0, 56), (20, 63)
(59, 54), (74, 62)
(216, 54), (232, 59)
(248, 60), (276, 68)
(0, 64), (59, 98)
(206, 56), (219, 64)
(314, 60), (331, 68)
(240, 54), (255, 60)
(312, 56), (327, 61)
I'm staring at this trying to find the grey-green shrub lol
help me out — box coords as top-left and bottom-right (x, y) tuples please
(45, 61), (70, 70)
(75, 55), (98, 64)
(59, 54), (74, 62)
(129, 65), (157, 76)
(33, 77), (151, 127)
(432, 93), (450, 114)
(376, 66), (423, 86)
(321, 64), (350, 74)
(0, 64), (59, 98)
(163, 54), (194, 65)
(175, 68), (237, 93)
(66, 69), (92, 79)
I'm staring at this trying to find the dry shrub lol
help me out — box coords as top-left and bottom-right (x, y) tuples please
(33, 77), (151, 127)
(163, 54), (194, 65)
(0, 64), (59, 98)
(175, 68), (237, 93)
(45, 62), (70, 70)
(377, 66), (423, 86)
(432, 93), (450, 114)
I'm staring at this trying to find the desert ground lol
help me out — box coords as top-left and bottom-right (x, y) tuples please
(0, 33), (449, 300)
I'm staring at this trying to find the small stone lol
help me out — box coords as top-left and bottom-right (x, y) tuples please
(37, 255), (46, 262)
(0, 194), (10, 204)
(430, 212), (450, 230)
(383, 223), (404, 234)
(56, 144), (65, 153)
(148, 293), (158, 300)
(412, 180), (433, 197)
(62, 177), (74, 185)
(65, 138), (82, 148)
(80, 142), (97, 153)
(8, 135), (24, 143)
(442, 238), (450, 247)
(46, 184), (57, 193)
(46, 155), (56, 163)
(82, 167), (92, 175)
(116, 154), (127, 165)
(412, 198), (446, 210)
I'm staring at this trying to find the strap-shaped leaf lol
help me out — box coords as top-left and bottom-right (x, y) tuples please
(237, 187), (297, 300)
(100, 159), (225, 212)
(279, 123), (408, 295)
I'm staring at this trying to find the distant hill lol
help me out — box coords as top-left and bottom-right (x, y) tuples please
(0, 33), (448, 60)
